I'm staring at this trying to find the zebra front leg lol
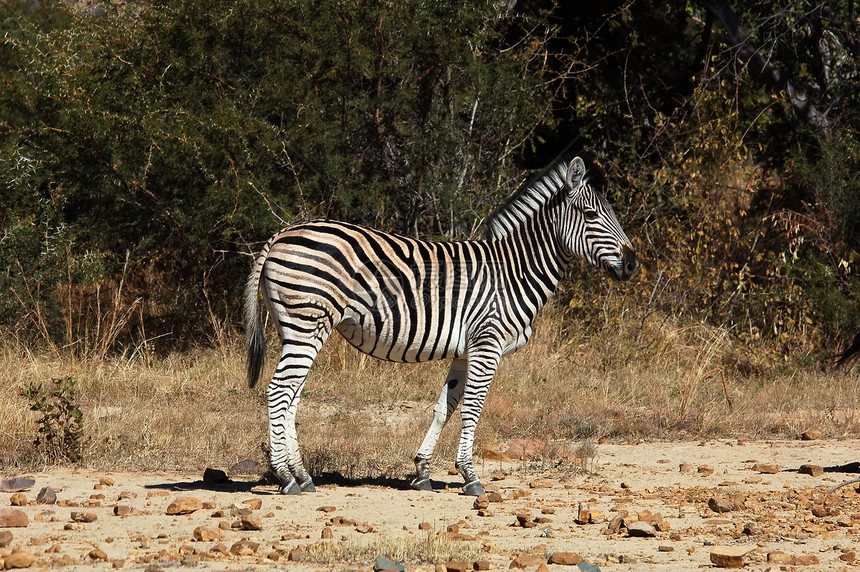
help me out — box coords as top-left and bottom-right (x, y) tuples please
(411, 358), (467, 491)
(455, 343), (501, 496)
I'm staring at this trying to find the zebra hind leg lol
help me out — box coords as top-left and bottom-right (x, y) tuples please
(266, 339), (326, 495)
(411, 358), (468, 491)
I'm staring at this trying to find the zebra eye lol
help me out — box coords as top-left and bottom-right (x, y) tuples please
(584, 209), (599, 222)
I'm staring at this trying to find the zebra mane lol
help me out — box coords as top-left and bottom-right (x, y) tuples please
(484, 152), (606, 240)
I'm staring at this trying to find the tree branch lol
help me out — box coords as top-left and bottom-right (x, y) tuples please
(703, 0), (831, 139)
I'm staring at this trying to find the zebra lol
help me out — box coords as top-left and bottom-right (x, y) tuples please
(245, 154), (639, 496)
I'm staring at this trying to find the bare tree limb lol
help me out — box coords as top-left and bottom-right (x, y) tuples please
(703, 0), (831, 139)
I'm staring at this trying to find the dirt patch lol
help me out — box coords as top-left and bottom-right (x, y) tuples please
(2, 439), (859, 571)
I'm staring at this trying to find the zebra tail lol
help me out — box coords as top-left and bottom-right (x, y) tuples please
(835, 331), (860, 369)
(245, 250), (268, 388)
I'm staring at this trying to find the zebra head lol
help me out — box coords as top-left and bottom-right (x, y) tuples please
(560, 157), (639, 281)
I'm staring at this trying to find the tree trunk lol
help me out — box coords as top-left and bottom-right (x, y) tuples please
(703, 0), (831, 139)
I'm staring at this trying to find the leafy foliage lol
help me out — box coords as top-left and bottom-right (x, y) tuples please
(1, 0), (858, 366)
(20, 377), (85, 462)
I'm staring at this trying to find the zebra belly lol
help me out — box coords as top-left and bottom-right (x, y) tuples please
(335, 311), (467, 363)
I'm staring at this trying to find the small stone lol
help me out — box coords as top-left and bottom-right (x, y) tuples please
(0, 479), (35, 493)
(374, 555), (405, 572)
(35, 487), (56, 505)
(444, 561), (470, 572)
(508, 554), (546, 569)
(798, 464), (823, 477)
(9, 494), (26, 507)
(626, 520), (656, 537)
(88, 548), (108, 561)
(321, 527), (333, 539)
(418, 522), (431, 530)
(529, 479), (553, 489)
(166, 497), (203, 515)
(229, 540), (260, 556)
(742, 522), (762, 535)
(287, 547), (304, 561)
(70, 512), (97, 523)
(800, 429), (821, 440)
(112, 505), (139, 517)
(192, 526), (221, 541)
(228, 459), (264, 475)
(202, 468), (229, 484)
(710, 546), (753, 568)
(658, 545), (674, 552)
(448, 466), (459, 476)
(355, 523), (374, 533)
(474, 560), (492, 570)
(241, 498), (262, 510)
(487, 491), (504, 503)
(472, 494), (489, 510)
(698, 465), (715, 476)
(0, 510), (28, 528)
(3, 550), (36, 569)
(811, 505), (827, 517)
(576, 508), (604, 524)
(0, 530), (11, 547)
(767, 551), (791, 564)
(752, 463), (780, 474)
(98, 477), (115, 487)
(790, 555), (820, 566)
(839, 551), (856, 563)
(317, 505), (337, 513)
(708, 496), (735, 513)
(548, 552), (581, 565)
(679, 462), (694, 473)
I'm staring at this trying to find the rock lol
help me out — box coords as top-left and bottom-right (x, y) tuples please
(576, 508), (604, 524)
(317, 505), (337, 513)
(112, 505), (139, 517)
(742, 522), (762, 535)
(202, 468), (229, 484)
(355, 523), (374, 533)
(374, 556), (406, 572)
(166, 497), (203, 515)
(238, 514), (262, 531)
(193, 526), (221, 541)
(811, 505), (827, 517)
(418, 522), (431, 530)
(767, 551), (791, 564)
(70, 512), (97, 523)
(509, 553), (546, 569)
(626, 520), (656, 537)
(321, 527), (333, 539)
(709, 546), (753, 568)
(576, 561), (601, 572)
(3, 550), (36, 569)
(474, 560), (492, 570)
(529, 479), (553, 489)
(228, 459), (265, 475)
(98, 477), (115, 487)
(708, 496), (735, 513)
(0, 479), (34, 493)
(504, 438), (547, 459)
(790, 555), (820, 566)
(800, 429), (821, 440)
(9, 494), (26, 507)
(241, 498), (262, 510)
(839, 551), (856, 563)
(798, 464), (823, 477)
(472, 494), (489, 510)
(752, 463), (780, 474)
(679, 462), (694, 473)
(35, 487), (56, 505)
(229, 540), (260, 556)
(658, 545), (674, 552)
(0, 510), (28, 528)
(287, 547), (304, 561)
(549, 552), (582, 565)
(698, 465), (715, 476)
(444, 561), (470, 572)
(88, 548), (108, 561)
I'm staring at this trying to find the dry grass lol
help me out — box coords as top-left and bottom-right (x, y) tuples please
(300, 532), (483, 566)
(2, 304), (859, 478)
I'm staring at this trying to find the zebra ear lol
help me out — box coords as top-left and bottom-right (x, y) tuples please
(565, 157), (586, 198)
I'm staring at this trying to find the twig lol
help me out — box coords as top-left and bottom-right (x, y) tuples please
(702, 367), (732, 411)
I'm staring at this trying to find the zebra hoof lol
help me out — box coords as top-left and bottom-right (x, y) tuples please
(462, 480), (485, 496)
(300, 480), (316, 493)
(280, 480), (303, 495)
(410, 477), (432, 491)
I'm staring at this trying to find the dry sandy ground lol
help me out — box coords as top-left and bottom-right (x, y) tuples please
(1, 438), (859, 571)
